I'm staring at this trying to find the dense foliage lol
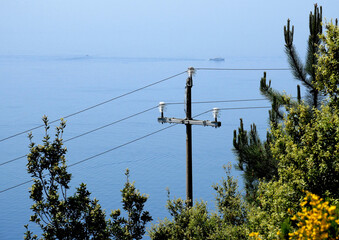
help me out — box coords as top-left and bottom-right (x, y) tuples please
(148, 164), (248, 239)
(150, 8), (338, 240)
(245, 21), (339, 240)
(233, 4), (324, 200)
(315, 20), (339, 107)
(109, 169), (152, 240)
(249, 192), (339, 240)
(287, 192), (339, 240)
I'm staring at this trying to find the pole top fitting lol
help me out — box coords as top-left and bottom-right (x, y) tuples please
(212, 107), (220, 119)
(158, 102), (166, 113)
(187, 67), (195, 78)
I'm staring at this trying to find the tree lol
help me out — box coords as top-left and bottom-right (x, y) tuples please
(245, 21), (339, 239)
(233, 4), (324, 200)
(24, 116), (109, 239)
(284, 191), (339, 240)
(233, 118), (277, 202)
(269, 21), (339, 200)
(109, 169), (152, 240)
(213, 164), (247, 227)
(315, 19), (339, 107)
(24, 116), (152, 240)
(149, 198), (218, 240)
(148, 164), (247, 240)
(283, 4), (323, 108)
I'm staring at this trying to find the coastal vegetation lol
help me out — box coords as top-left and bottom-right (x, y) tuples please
(24, 5), (338, 239)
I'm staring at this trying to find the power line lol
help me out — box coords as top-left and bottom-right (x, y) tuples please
(68, 124), (177, 168)
(0, 106), (158, 166)
(219, 106), (271, 111)
(0, 103), (274, 167)
(0, 105), (272, 194)
(0, 99), (279, 167)
(191, 106), (272, 118)
(0, 66), (292, 143)
(0, 124), (177, 194)
(63, 106), (158, 142)
(195, 67), (291, 71)
(0, 67), (294, 143)
(166, 98), (269, 105)
(0, 179), (33, 194)
(167, 97), (297, 105)
(0, 98), (274, 166)
(0, 71), (186, 143)
(0, 154), (27, 167)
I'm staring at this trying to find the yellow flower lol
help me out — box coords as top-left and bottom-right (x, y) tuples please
(328, 205), (336, 214)
(249, 232), (261, 240)
(288, 192), (338, 240)
(249, 232), (259, 237)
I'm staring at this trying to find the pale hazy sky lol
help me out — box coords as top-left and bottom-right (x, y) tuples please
(0, 0), (338, 58)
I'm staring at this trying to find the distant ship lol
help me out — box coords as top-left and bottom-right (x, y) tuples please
(209, 57), (225, 61)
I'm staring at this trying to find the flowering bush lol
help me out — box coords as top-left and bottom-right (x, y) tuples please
(249, 231), (262, 240)
(287, 192), (338, 240)
(250, 192), (339, 240)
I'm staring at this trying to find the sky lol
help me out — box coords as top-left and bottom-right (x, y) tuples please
(0, 0), (338, 58)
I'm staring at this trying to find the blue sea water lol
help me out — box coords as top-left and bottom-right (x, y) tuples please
(0, 55), (295, 239)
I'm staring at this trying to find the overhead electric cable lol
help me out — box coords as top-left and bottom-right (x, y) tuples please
(0, 71), (186, 143)
(219, 106), (271, 111)
(63, 106), (158, 142)
(0, 98), (288, 167)
(0, 154), (27, 167)
(67, 124), (177, 168)
(189, 106), (271, 118)
(166, 97), (297, 105)
(0, 105), (272, 194)
(0, 179), (33, 194)
(0, 124), (177, 194)
(0, 106), (158, 166)
(195, 67), (291, 71)
(0, 103), (276, 167)
(0, 99), (273, 166)
(166, 98), (268, 105)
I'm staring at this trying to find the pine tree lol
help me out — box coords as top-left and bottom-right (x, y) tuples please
(246, 22), (339, 238)
(233, 4), (323, 200)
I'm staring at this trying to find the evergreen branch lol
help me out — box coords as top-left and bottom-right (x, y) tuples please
(260, 72), (300, 120)
(306, 12), (321, 79)
(284, 19), (312, 89)
(305, 4), (322, 108)
(285, 44), (311, 89)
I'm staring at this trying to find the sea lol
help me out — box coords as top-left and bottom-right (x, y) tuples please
(0, 55), (296, 239)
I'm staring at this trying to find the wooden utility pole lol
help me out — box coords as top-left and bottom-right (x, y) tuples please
(158, 67), (221, 207)
(186, 67), (193, 207)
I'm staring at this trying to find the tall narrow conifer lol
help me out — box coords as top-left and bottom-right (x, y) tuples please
(233, 4), (324, 199)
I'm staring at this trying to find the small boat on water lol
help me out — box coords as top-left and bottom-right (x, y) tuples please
(209, 57), (225, 61)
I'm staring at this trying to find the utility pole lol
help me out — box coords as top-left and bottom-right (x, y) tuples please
(158, 67), (221, 207)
